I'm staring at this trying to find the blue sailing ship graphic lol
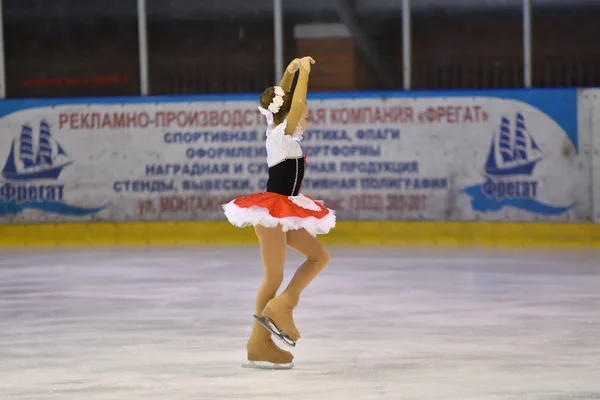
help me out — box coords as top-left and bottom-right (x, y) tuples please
(483, 113), (542, 177)
(0, 119), (106, 217)
(2, 120), (73, 181)
(460, 112), (571, 216)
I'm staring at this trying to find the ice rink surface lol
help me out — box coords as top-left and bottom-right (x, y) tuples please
(1, 246), (599, 400)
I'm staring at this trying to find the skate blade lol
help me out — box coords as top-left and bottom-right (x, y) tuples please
(242, 361), (294, 370)
(253, 314), (297, 348)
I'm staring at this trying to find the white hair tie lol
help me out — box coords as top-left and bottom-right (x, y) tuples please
(258, 106), (274, 125)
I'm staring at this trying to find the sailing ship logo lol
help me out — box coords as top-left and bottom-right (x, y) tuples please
(2, 120), (73, 181)
(0, 119), (105, 217)
(461, 112), (571, 215)
(483, 113), (542, 177)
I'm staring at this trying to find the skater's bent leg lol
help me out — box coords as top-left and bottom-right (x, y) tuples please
(254, 224), (287, 316)
(260, 229), (329, 342)
(281, 228), (330, 303)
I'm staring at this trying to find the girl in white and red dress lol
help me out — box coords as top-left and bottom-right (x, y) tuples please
(223, 56), (335, 369)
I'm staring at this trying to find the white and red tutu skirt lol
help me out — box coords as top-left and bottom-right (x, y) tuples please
(222, 192), (336, 237)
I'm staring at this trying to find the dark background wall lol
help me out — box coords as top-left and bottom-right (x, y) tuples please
(4, 0), (600, 97)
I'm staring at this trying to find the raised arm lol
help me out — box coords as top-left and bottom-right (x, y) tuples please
(279, 58), (300, 92)
(284, 57), (314, 136)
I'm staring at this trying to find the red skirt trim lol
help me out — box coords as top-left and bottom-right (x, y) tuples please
(232, 192), (330, 219)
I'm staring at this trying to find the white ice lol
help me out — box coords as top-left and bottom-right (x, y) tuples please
(1, 246), (600, 399)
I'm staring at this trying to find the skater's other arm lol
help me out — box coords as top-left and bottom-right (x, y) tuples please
(285, 57), (314, 136)
(280, 59), (301, 93)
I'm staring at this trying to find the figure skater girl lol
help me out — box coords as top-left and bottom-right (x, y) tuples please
(222, 56), (336, 369)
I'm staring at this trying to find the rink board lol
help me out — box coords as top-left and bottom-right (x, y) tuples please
(0, 88), (599, 246)
(1, 220), (600, 247)
(588, 89), (600, 223)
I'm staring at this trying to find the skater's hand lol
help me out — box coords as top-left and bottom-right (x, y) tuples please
(286, 58), (301, 74)
(300, 56), (315, 73)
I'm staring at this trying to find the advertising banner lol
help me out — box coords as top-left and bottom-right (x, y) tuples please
(0, 89), (589, 223)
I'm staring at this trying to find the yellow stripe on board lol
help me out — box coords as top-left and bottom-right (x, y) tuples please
(1, 221), (600, 247)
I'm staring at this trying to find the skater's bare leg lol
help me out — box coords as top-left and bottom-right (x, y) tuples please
(262, 228), (330, 341)
(247, 224), (293, 365)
